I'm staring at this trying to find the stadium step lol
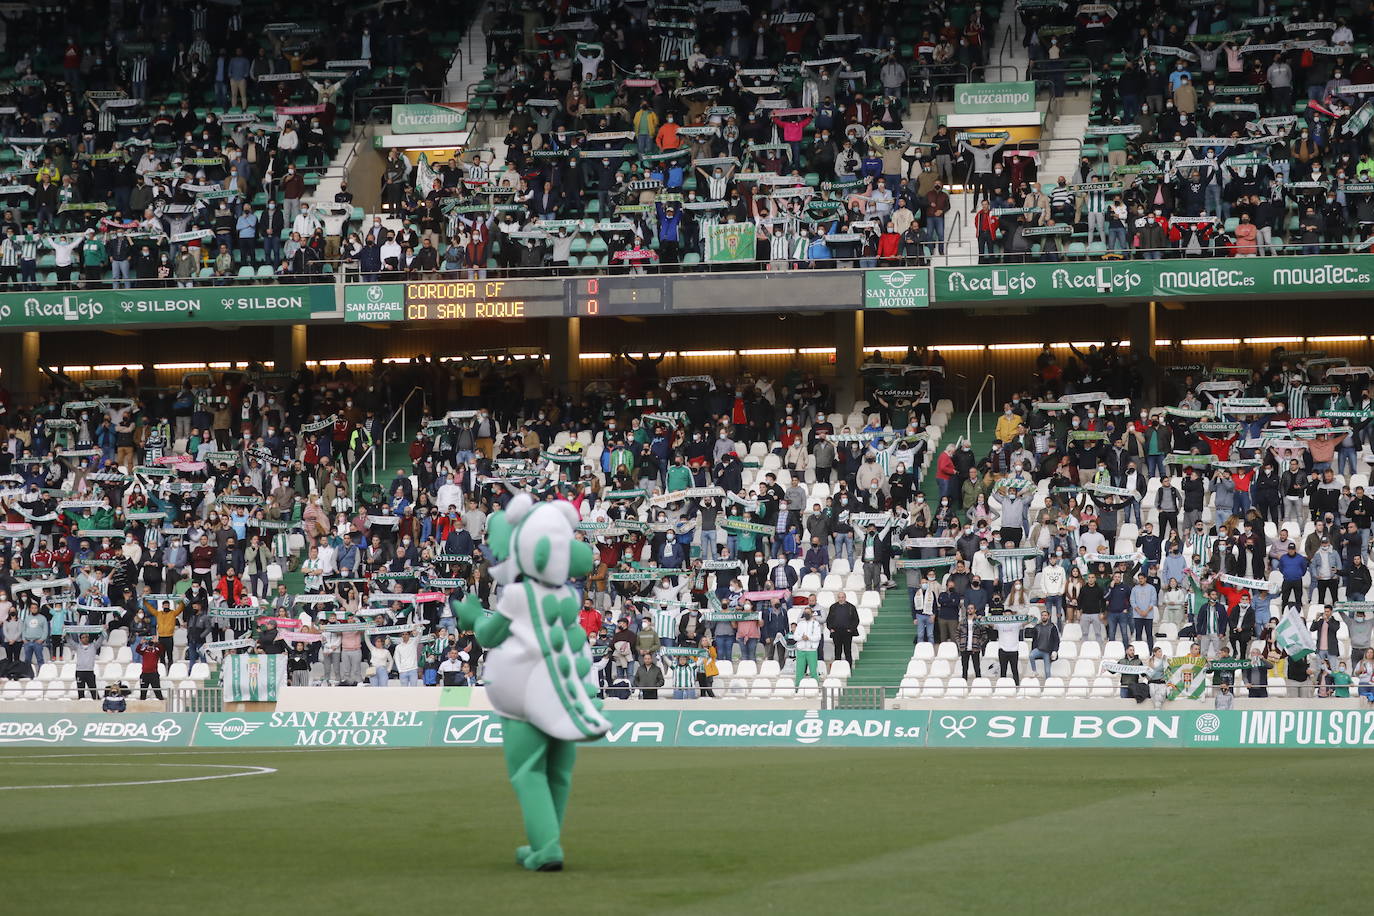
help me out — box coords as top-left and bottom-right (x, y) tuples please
(851, 413), (1000, 692)
(846, 587), (918, 690)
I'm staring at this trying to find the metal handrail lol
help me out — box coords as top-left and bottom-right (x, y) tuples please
(972, 64), (1019, 84)
(966, 373), (995, 441)
(380, 385), (427, 471)
(348, 384), (424, 497)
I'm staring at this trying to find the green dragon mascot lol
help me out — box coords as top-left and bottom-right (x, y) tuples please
(453, 493), (609, 871)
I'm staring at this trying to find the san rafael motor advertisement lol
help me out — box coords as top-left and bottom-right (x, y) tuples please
(2, 710), (1374, 748)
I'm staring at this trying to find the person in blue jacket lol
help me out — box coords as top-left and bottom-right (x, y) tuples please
(1276, 542), (1309, 608)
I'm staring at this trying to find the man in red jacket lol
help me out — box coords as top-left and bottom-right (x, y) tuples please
(135, 638), (164, 699)
(216, 568), (246, 606)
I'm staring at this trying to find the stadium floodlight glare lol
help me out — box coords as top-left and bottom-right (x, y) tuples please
(1244, 337), (1301, 344)
(1180, 338), (1239, 346)
(988, 343), (1040, 350)
(739, 348), (796, 355)
(1307, 335), (1367, 342)
(928, 344), (983, 351)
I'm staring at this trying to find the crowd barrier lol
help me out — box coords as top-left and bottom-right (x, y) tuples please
(3, 709), (1373, 749)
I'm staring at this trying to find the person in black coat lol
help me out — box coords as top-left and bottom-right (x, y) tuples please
(825, 592), (860, 665)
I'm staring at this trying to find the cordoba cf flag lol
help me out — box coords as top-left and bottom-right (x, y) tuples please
(1165, 656), (1207, 700)
(222, 653), (286, 702)
(414, 152), (437, 191)
(1274, 606), (1316, 660)
(706, 222), (756, 262)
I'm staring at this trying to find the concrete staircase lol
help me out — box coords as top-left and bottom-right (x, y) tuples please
(846, 588), (918, 690)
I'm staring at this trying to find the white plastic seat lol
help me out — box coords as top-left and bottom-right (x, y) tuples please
(123, 662), (142, 682)
(905, 659), (929, 678)
(821, 676), (844, 690)
(189, 663), (211, 681)
(1041, 676), (1067, 697)
(1058, 642), (1078, 660)
(913, 643), (935, 660)
(936, 642), (958, 660)
(1078, 642), (1102, 659)
(1071, 659), (1099, 678)
(734, 660), (759, 678)
(969, 676), (993, 697)
(36, 663), (59, 682)
(1092, 676), (1119, 697)
(828, 660), (851, 680)
(167, 662), (189, 680)
(829, 557), (850, 575)
(899, 676), (921, 698)
(23, 681), (44, 700)
(992, 681), (1018, 698)
(1061, 623), (1083, 641)
(1101, 642), (1125, 662)
(101, 662), (124, 682)
(944, 676), (969, 697)
(928, 659), (953, 678)
(799, 573), (822, 591)
(920, 681), (946, 698)
(749, 678), (773, 698)
(795, 677), (820, 698)
(821, 574), (845, 591)
(114, 646), (133, 664)
(1066, 677), (1092, 697)
(758, 659), (781, 678)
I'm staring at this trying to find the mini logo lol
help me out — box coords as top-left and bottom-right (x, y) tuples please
(1195, 713), (1221, 735)
(877, 270), (919, 289)
(366, 285), (385, 302)
(204, 717), (264, 742)
(794, 711), (824, 745)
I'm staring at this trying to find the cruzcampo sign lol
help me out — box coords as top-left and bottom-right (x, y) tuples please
(954, 80), (1036, 114)
(864, 268), (929, 309)
(0, 284), (334, 330)
(344, 282), (405, 322)
(933, 255), (1374, 304)
(391, 103), (468, 134)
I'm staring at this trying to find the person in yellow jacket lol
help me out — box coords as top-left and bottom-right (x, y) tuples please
(994, 402), (1024, 444)
(147, 597), (185, 671)
(632, 102), (659, 157)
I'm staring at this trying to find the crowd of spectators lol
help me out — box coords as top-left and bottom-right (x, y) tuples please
(0, 0), (464, 289)
(0, 347), (946, 697)
(968, 1), (1374, 261)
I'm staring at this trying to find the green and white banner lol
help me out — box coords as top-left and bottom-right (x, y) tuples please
(864, 268), (929, 309)
(221, 654), (286, 703)
(2, 710), (1374, 748)
(705, 222), (757, 262)
(0, 284), (334, 330)
(954, 81), (1036, 114)
(1275, 607), (1316, 660)
(934, 257), (1374, 304)
(392, 103), (468, 134)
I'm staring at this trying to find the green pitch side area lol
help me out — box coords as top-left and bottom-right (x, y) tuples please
(2, 747), (1364, 915)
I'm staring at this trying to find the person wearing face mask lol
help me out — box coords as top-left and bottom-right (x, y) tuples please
(793, 604), (822, 684)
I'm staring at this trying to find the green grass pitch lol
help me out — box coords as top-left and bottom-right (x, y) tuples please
(3, 746), (1366, 915)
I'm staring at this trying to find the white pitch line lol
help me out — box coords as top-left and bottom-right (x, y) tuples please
(0, 762), (276, 790)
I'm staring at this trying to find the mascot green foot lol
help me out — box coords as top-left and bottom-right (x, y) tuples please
(502, 717), (577, 872)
